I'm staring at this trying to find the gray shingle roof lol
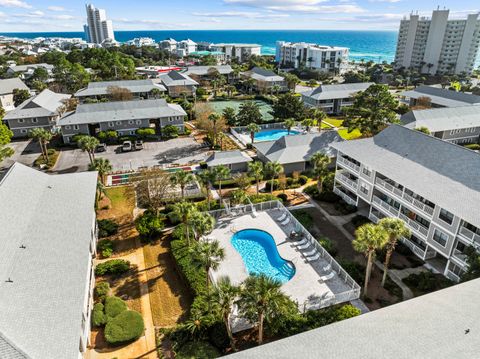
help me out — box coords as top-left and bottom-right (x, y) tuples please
(206, 150), (252, 166)
(228, 278), (480, 359)
(4, 89), (70, 120)
(8, 63), (54, 72)
(0, 333), (29, 359)
(302, 82), (374, 100)
(184, 65), (233, 76)
(401, 86), (480, 107)
(401, 106), (480, 132)
(74, 79), (166, 97)
(160, 71), (199, 86)
(254, 131), (344, 164)
(332, 125), (480, 227)
(0, 78), (28, 95)
(58, 98), (186, 126)
(243, 67), (285, 82)
(0, 162), (97, 359)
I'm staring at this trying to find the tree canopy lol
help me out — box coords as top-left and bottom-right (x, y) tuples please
(271, 92), (305, 121)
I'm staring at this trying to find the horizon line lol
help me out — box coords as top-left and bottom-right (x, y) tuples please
(0, 29), (399, 34)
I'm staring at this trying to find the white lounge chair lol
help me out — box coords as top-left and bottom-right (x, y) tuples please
(306, 252), (321, 262)
(297, 241), (311, 250)
(303, 249), (317, 257)
(323, 263), (332, 272)
(319, 272), (335, 283)
(276, 212), (287, 222)
(281, 217), (290, 226)
(294, 238), (308, 246)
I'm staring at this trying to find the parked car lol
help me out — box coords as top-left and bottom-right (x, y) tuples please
(95, 143), (107, 153)
(134, 140), (143, 150)
(121, 141), (132, 152)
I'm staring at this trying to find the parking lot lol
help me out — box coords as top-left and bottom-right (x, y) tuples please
(1, 137), (212, 174)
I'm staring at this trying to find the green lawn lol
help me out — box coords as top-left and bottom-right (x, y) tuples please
(338, 128), (362, 140)
(322, 118), (344, 128)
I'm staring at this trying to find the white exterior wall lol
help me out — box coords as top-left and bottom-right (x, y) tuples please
(394, 10), (480, 75)
(85, 4), (115, 44)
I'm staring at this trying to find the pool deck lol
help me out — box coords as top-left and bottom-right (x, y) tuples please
(210, 209), (352, 310)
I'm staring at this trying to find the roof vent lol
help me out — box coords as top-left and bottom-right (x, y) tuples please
(47, 185), (52, 189)
(19, 245), (26, 249)
(5, 278), (13, 283)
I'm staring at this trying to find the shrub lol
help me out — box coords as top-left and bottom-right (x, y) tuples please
(97, 239), (114, 258)
(175, 340), (221, 359)
(303, 184), (319, 197)
(208, 321), (230, 351)
(196, 87), (207, 97)
(162, 125), (179, 139)
(95, 281), (111, 302)
(166, 211), (181, 226)
(276, 193), (288, 202)
(249, 194), (280, 204)
(317, 236), (336, 256)
(265, 179), (280, 192)
(98, 219), (119, 238)
(171, 237), (207, 295)
(338, 259), (365, 285)
(403, 272), (453, 293)
(136, 127), (155, 139)
(465, 143), (480, 151)
(292, 210), (314, 231)
(95, 259), (130, 276)
(98, 130), (118, 144)
(105, 296), (128, 319)
(351, 215), (370, 228)
(104, 310), (144, 345)
(298, 175), (309, 185)
(92, 303), (107, 327)
(34, 149), (59, 169)
(135, 211), (165, 239)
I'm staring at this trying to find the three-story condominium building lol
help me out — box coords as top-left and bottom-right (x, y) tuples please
(331, 125), (480, 281)
(301, 82), (373, 114)
(394, 9), (480, 75)
(401, 106), (480, 145)
(0, 162), (98, 359)
(276, 41), (349, 73)
(210, 43), (261, 63)
(58, 98), (186, 143)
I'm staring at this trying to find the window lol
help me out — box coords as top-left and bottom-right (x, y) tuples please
(169, 117), (174, 122)
(130, 131), (135, 135)
(116, 121), (121, 125)
(128, 120), (134, 124)
(360, 183), (369, 195)
(18, 119), (24, 123)
(433, 229), (448, 247)
(65, 125), (71, 130)
(362, 167), (372, 176)
(439, 208), (454, 225)
(31, 118), (38, 123)
(136, 120), (142, 125)
(73, 125), (80, 130)
(108, 122), (114, 127)
(20, 129), (28, 134)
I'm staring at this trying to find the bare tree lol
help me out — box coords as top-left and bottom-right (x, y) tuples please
(107, 86), (133, 102)
(136, 168), (172, 214)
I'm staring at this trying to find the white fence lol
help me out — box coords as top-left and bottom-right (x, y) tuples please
(208, 200), (361, 311)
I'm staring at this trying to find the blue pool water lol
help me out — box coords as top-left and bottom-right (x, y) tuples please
(254, 129), (300, 142)
(231, 229), (295, 283)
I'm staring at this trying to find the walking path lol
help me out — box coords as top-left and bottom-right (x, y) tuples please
(301, 193), (415, 304)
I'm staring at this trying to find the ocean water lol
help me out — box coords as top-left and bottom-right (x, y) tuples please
(0, 29), (398, 63)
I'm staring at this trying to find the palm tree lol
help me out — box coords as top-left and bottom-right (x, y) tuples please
(248, 161), (264, 195)
(310, 152), (330, 193)
(190, 211), (216, 241)
(271, 84), (281, 96)
(265, 161), (283, 194)
(172, 201), (197, 245)
(237, 274), (288, 345)
(78, 136), (99, 164)
(192, 239), (225, 289)
(310, 108), (327, 133)
(246, 122), (261, 144)
(284, 118), (296, 135)
(208, 113), (222, 148)
(301, 118), (315, 132)
(88, 158), (112, 185)
(245, 78), (256, 94)
(211, 276), (240, 351)
(170, 169), (194, 199)
(353, 223), (388, 298)
(378, 218), (411, 287)
(197, 170), (214, 209)
(213, 165), (230, 203)
(29, 128), (53, 162)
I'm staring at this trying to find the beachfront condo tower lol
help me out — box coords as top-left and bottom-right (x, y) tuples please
(394, 9), (480, 76)
(84, 4), (115, 44)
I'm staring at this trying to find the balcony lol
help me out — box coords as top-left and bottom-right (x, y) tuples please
(372, 195), (399, 217)
(402, 192), (435, 217)
(459, 226), (480, 246)
(335, 172), (358, 191)
(333, 186), (357, 206)
(375, 177), (403, 197)
(400, 237), (426, 259)
(337, 156), (360, 173)
(399, 213), (429, 238)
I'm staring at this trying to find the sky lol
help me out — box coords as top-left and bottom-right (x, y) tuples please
(0, 0), (479, 32)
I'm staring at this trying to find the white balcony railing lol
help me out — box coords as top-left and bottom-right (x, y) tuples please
(402, 192), (435, 217)
(400, 237), (426, 259)
(369, 212), (380, 223)
(333, 187), (357, 206)
(459, 226), (480, 246)
(375, 177), (403, 197)
(335, 172), (358, 191)
(337, 156), (360, 173)
(372, 195), (399, 217)
(399, 213), (429, 238)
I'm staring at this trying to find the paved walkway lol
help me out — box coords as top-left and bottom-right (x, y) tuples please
(301, 193), (417, 305)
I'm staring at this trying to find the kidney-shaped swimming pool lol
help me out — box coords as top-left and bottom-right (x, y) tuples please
(231, 229), (295, 283)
